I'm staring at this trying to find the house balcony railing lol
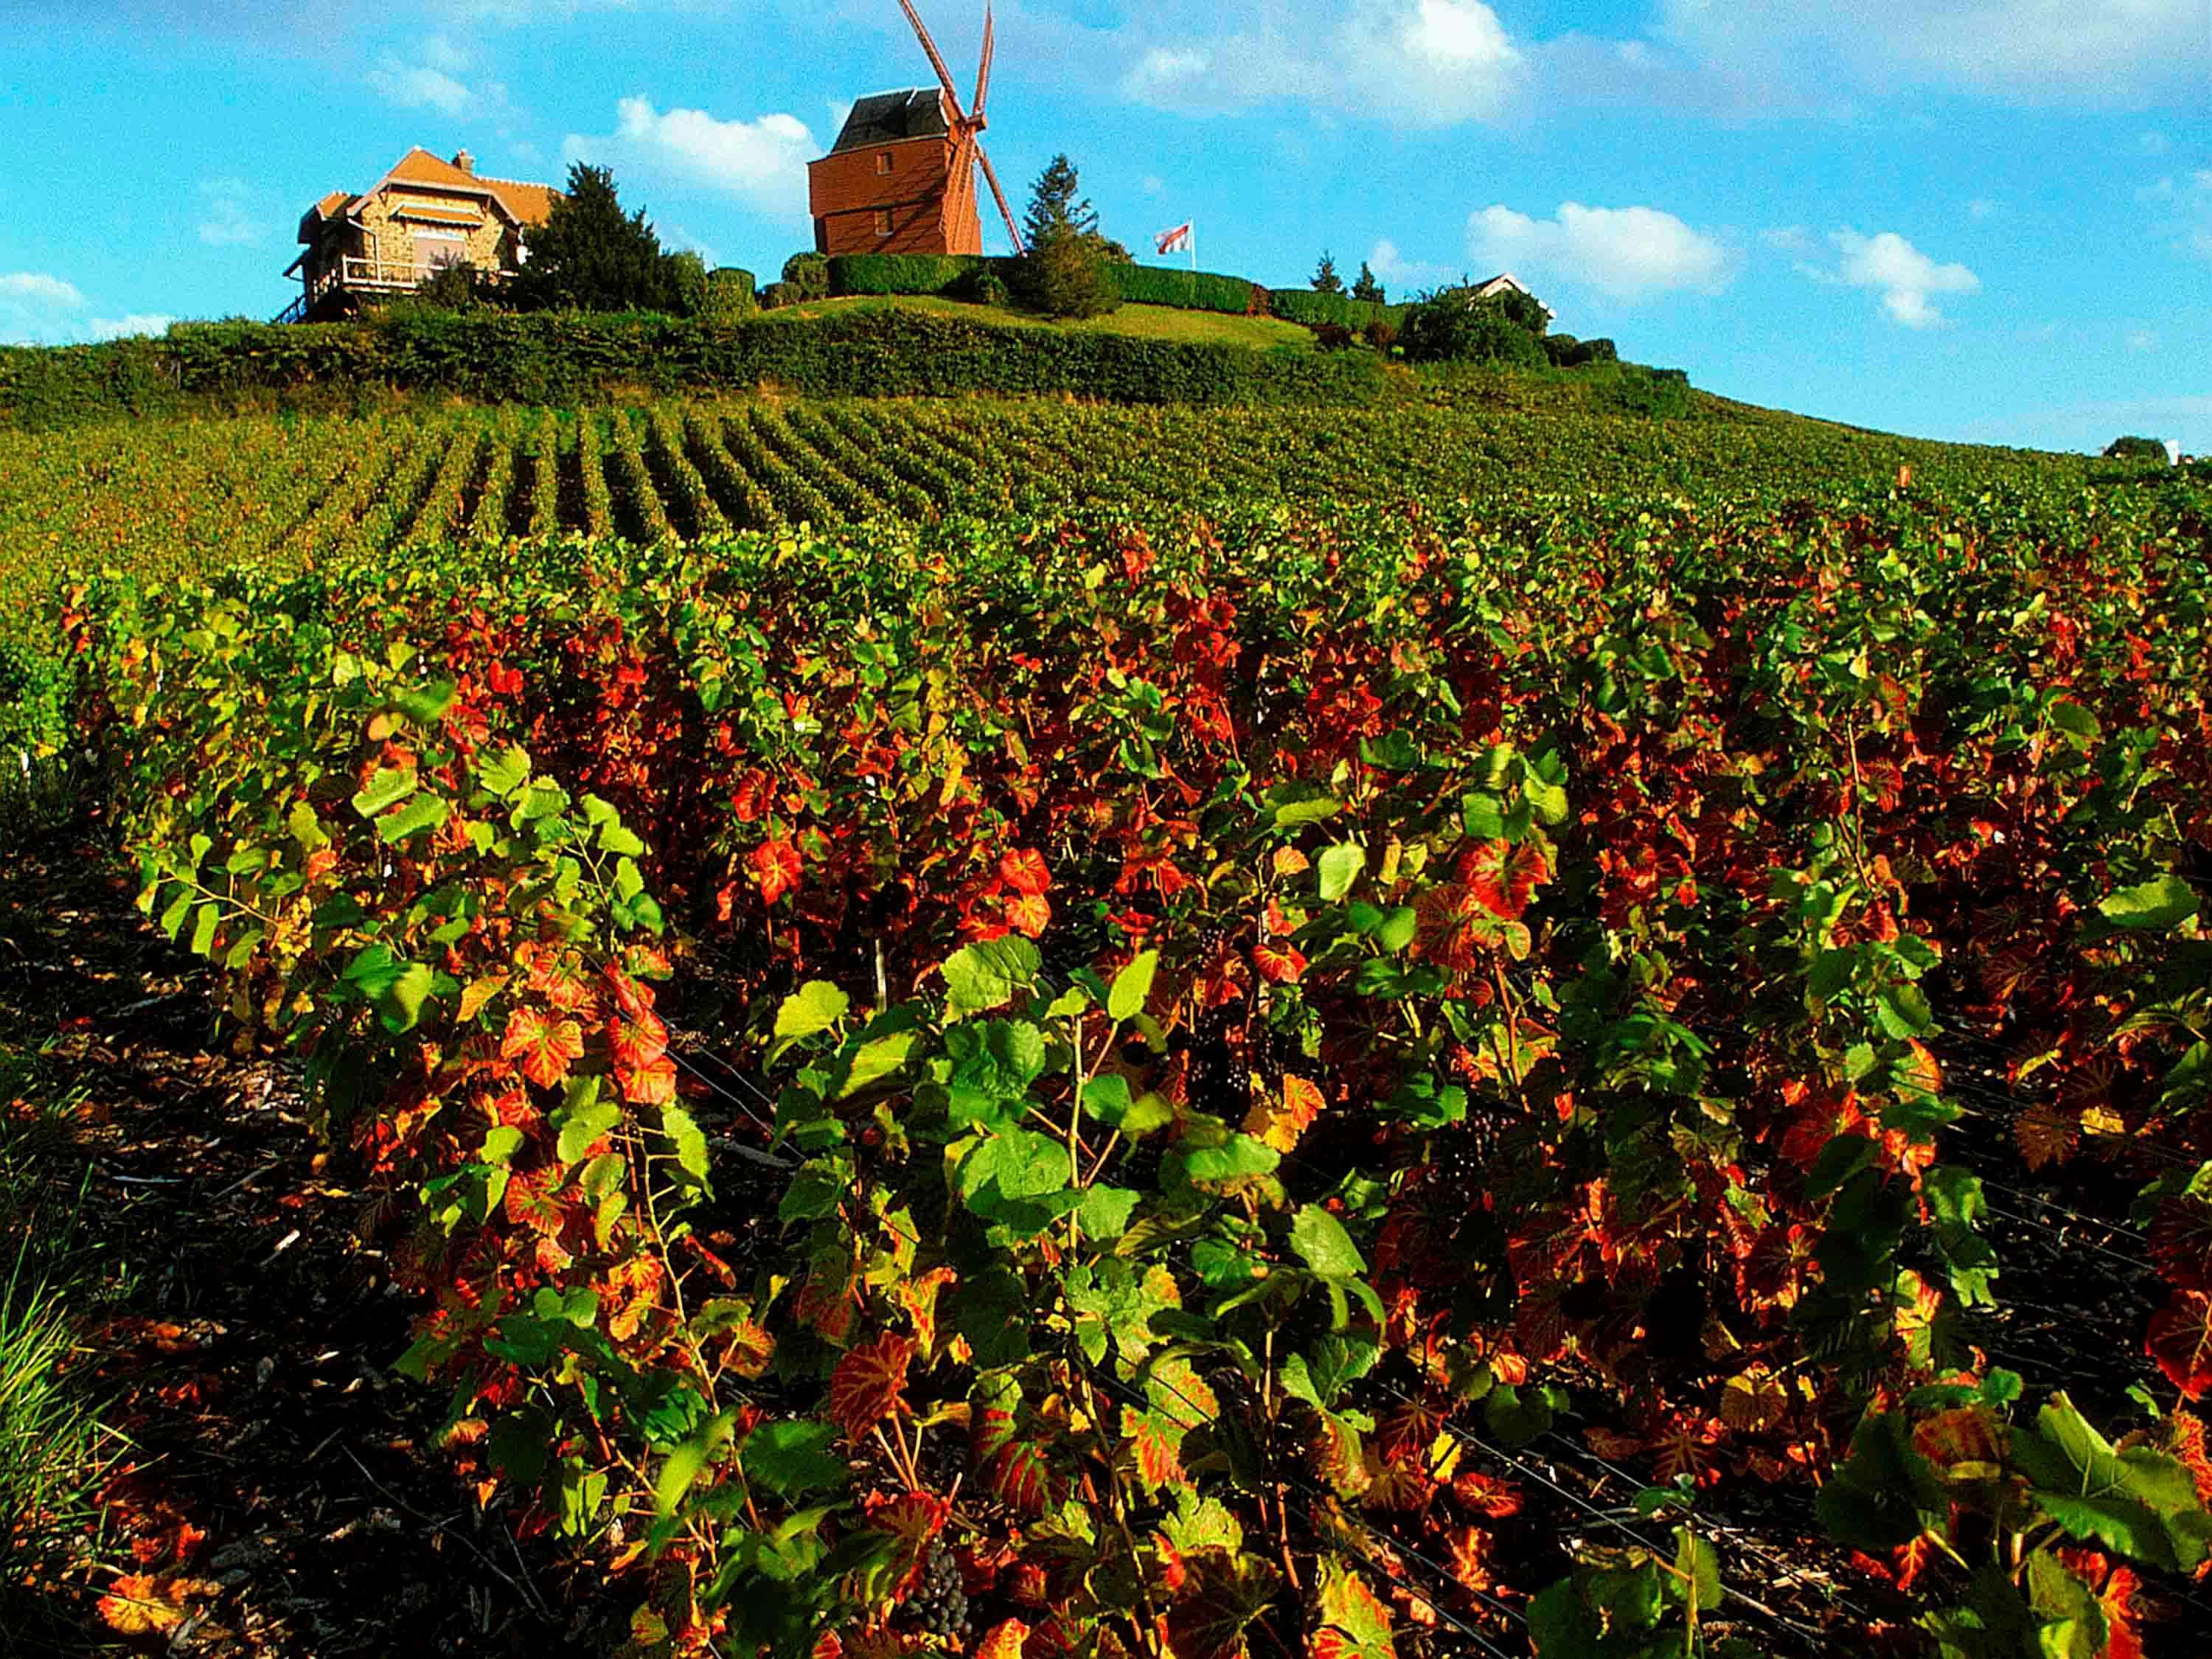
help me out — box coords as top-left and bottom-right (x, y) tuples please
(274, 256), (511, 324)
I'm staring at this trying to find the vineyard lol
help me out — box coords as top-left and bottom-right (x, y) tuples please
(3, 387), (2211, 1659)
(0, 394), (2101, 653)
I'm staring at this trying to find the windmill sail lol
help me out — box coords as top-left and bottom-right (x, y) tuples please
(894, 1), (1024, 254)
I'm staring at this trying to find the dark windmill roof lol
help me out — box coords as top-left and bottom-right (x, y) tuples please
(829, 88), (953, 154)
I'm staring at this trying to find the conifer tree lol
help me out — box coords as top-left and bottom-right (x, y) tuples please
(1350, 260), (1385, 304)
(1311, 250), (1346, 294)
(1015, 153), (1118, 320)
(514, 164), (680, 313)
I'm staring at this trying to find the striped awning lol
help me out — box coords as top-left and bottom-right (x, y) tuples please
(394, 206), (482, 227)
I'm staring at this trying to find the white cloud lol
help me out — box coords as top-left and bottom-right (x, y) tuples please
(367, 55), (476, 115)
(1811, 228), (1980, 328)
(1467, 201), (1733, 299)
(198, 178), (268, 247)
(2140, 131), (2170, 156)
(1342, 0), (1522, 124)
(421, 31), (472, 72)
(1967, 198), (1997, 220)
(1366, 237), (1455, 293)
(563, 97), (818, 220)
(2140, 170), (2212, 259)
(1119, 0), (1524, 125)
(2126, 328), (2159, 352)
(0, 273), (89, 347)
(1759, 225), (1818, 255)
(1654, 0), (2211, 104)
(1141, 175), (1166, 196)
(663, 223), (720, 266)
(0, 273), (85, 306)
(91, 315), (178, 341)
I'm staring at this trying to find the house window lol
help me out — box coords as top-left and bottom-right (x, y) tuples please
(875, 209), (893, 237)
(876, 152), (893, 175)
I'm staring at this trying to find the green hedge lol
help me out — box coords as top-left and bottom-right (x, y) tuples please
(828, 254), (995, 296)
(0, 309), (1385, 427)
(1268, 291), (1410, 331)
(1105, 264), (1266, 316)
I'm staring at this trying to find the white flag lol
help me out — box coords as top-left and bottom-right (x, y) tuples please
(1155, 222), (1193, 256)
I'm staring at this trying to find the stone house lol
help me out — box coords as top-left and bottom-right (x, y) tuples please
(280, 148), (559, 322)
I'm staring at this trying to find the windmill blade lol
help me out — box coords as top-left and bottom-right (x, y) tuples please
(973, 139), (1024, 255)
(947, 131), (980, 231)
(973, 2), (995, 121)
(895, 0), (969, 122)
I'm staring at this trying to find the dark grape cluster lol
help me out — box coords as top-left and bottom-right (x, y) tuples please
(902, 1544), (974, 1643)
(916, 1430), (967, 1492)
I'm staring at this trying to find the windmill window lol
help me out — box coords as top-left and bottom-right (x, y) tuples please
(876, 152), (894, 175)
(875, 209), (893, 237)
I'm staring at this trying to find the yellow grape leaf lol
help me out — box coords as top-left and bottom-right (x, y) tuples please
(458, 973), (509, 1025)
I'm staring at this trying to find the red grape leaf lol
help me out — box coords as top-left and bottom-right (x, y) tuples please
(749, 839), (803, 905)
(829, 1330), (915, 1441)
(1122, 1405), (1186, 1493)
(2149, 1199), (2212, 1293)
(2146, 1291), (2212, 1399)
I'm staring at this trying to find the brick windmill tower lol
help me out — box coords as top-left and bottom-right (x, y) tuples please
(807, 1), (1025, 259)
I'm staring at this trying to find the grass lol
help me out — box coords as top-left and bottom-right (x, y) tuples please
(0, 1040), (116, 1638)
(753, 293), (1320, 352)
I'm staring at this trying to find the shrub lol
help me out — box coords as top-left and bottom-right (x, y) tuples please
(961, 267), (1012, 308)
(703, 268), (757, 322)
(667, 251), (711, 319)
(412, 260), (487, 312)
(782, 253), (831, 302)
(1363, 318), (1399, 353)
(1312, 322), (1356, 352)
(1542, 333), (1618, 369)
(758, 281), (798, 311)
(2103, 435), (2169, 463)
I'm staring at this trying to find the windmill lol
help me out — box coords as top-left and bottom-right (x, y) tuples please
(805, 3), (1024, 260)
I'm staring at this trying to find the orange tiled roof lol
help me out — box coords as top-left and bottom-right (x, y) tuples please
(297, 149), (559, 243)
(383, 147), (559, 226)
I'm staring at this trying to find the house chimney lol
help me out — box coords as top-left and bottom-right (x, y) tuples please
(453, 150), (476, 175)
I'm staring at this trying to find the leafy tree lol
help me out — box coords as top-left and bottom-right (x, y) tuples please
(1399, 291), (1548, 366)
(1014, 153), (1118, 320)
(1312, 250), (1346, 295)
(514, 163), (680, 313)
(1350, 261), (1385, 305)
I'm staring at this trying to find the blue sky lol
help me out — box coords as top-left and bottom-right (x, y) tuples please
(1, 0), (2205, 453)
